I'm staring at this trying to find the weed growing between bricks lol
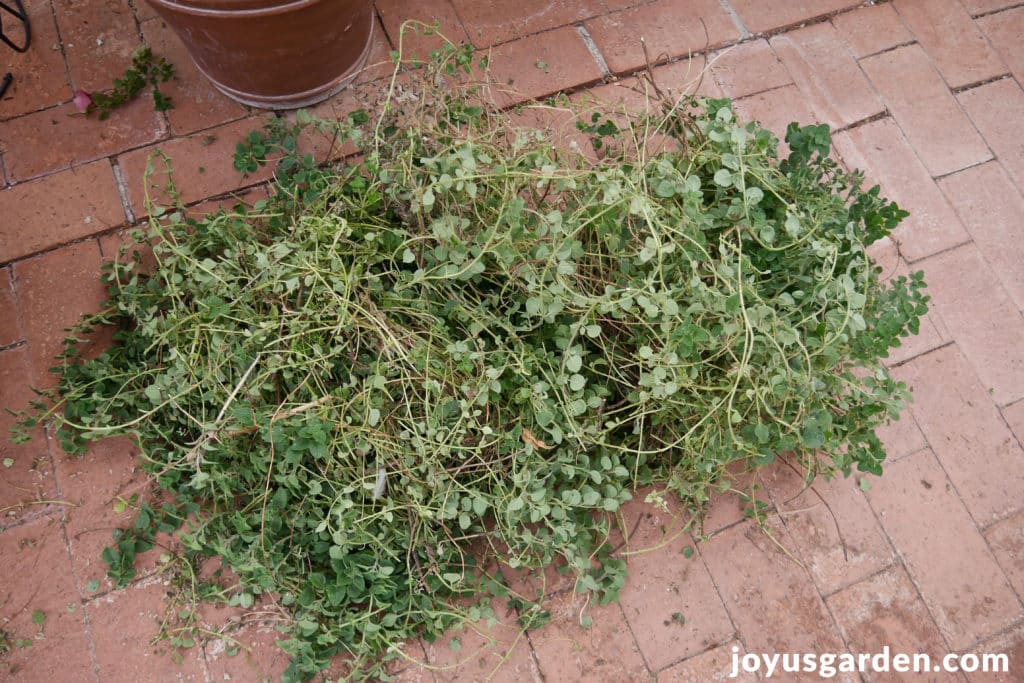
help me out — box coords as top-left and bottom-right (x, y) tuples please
(11, 39), (928, 681)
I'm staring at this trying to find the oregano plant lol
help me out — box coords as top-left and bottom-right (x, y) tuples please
(12, 40), (927, 681)
(74, 46), (175, 120)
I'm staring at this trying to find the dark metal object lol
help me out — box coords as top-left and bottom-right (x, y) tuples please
(1, 0), (31, 100)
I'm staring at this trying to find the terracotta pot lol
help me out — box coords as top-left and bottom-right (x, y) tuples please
(146, 0), (375, 109)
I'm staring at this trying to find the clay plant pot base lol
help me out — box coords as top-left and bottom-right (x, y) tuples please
(199, 15), (375, 110)
(147, 0), (378, 111)
(197, 12), (374, 109)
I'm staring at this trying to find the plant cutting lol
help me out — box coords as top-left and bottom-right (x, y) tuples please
(11, 41), (928, 681)
(73, 46), (175, 119)
(145, 0), (375, 109)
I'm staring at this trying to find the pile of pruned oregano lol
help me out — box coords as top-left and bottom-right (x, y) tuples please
(13, 42), (927, 681)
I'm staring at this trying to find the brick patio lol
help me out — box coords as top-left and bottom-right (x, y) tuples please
(2, 0), (1023, 681)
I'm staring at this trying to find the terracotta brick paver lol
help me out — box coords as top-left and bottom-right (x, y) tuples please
(52, 0), (141, 94)
(728, 0), (863, 34)
(831, 3), (914, 59)
(969, 623), (1024, 683)
(696, 462), (767, 535)
(958, 77), (1024, 193)
(892, 0), (1007, 89)
(0, 97), (166, 183)
(376, 0), (469, 59)
(709, 39), (791, 99)
(117, 116), (274, 217)
(826, 565), (959, 683)
(760, 460), (896, 596)
(529, 591), (649, 681)
(657, 641), (756, 682)
(421, 600), (541, 682)
(0, 1), (69, 120)
(914, 245), (1024, 407)
(86, 576), (209, 682)
(475, 26), (603, 108)
(864, 447), (1022, 650)
(0, 347), (57, 527)
(938, 161), (1024, 311)
(861, 44), (991, 178)
(0, 266), (20, 346)
(0, 162), (124, 264)
(584, 0), (737, 76)
(615, 497), (733, 671)
(1004, 399), (1024, 445)
(894, 345), (1024, 524)
(961, 0), (1020, 15)
(832, 118), (970, 262)
(977, 6), (1024, 85)
(55, 437), (167, 596)
(770, 21), (883, 129)
(732, 83), (821, 155)
(203, 622), (293, 682)
(452, 0), (601, 47)
(12, 240), (108, 386)
(700, 518), (851, 673)
(0, 517), (97, 682)
(985, 509), (1024, 600)
(3, 1), (1024, 681)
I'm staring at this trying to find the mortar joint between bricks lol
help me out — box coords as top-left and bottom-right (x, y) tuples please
(717, 0), (751, 39)
(746, 0), (900, 42)
(835, 109), (891, 134)
(857, 40), (917, 61)
(575, 25), (611, 79)
(932, 157), (996, 182)
(952, 73), (1014, 95)
(111, 159), (137, 226)
(0, 339), (27, 353)
(45, 0), (76, 92)
(969, 1), (1024, 19)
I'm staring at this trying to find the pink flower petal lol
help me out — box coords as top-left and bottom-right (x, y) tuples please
(73, 89), (93, 114)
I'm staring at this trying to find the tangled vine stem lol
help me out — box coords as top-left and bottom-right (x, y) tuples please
(11, 23), (927, 682)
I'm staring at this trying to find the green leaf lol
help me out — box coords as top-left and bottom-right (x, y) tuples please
(784, 213), (802, 237)
(472, 497), (488, 516)
(565, 353), (583, 373)
(143, 385), (162, 403)
(654, 179), (677, 198)
(801, 425), (825, 449)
